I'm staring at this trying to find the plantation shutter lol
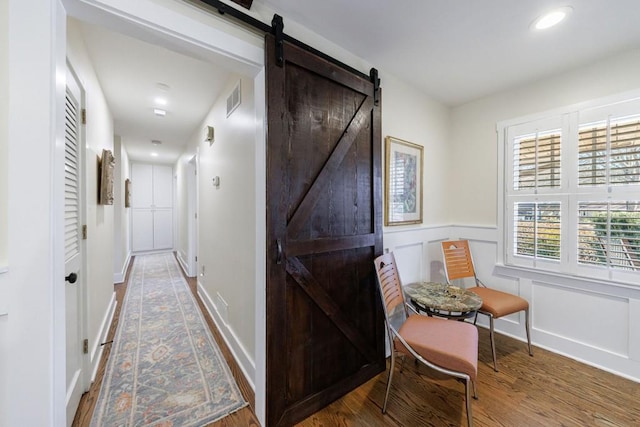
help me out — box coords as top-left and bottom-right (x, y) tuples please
(578, 201), (640, 270)
(513, 130), (562, 190)
(64, 89), (81, 262)
(514, 202), (561, 260)
(579, 116), (640, 187)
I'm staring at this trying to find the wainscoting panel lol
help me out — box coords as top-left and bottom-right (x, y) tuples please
(393, 243), (424, 285)
(382, 224), (640, 381)
(533, 282), (629, 357)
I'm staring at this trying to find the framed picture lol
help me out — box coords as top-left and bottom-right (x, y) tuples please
(384, 136), (423, 226)
(125, 179), (131, 208)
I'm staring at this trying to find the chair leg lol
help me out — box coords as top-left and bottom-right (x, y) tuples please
(489, 315), (498, 372)
(383, 351), (395, 413)
(472, 379), (478, 400)
(465, 378), (474, 427)
(525, 308), (533, 356)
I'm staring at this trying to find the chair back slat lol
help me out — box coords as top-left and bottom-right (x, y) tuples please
(373, 253), (406, 321)
(441, 240), (476, 281)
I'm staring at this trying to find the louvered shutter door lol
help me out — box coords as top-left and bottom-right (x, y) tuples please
(513, 130), (561, 190)
(65, 89), (80, 262)
(579, 116), (640, 187)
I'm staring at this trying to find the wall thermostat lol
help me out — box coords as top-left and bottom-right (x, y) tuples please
(204, 125), (215, 145)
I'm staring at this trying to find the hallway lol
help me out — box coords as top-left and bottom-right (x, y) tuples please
(72, 254), (260, 426)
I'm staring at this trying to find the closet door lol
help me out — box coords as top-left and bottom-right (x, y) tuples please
(131, 210), (154, 252)
(153, 210), (173, 250)
(152, 165), (173, 208)
(130, 163), (173, 252)
(131, 163), (153, 208)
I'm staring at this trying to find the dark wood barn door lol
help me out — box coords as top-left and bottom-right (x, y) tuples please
(265, 34), (385, 426)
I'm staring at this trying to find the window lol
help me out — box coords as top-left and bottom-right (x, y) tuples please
(500, 94), (640, 283)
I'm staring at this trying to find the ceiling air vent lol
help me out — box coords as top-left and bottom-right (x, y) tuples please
(226, 81), (241, 117)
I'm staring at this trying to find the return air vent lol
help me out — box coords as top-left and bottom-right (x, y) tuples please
(226, 81), (241, 117)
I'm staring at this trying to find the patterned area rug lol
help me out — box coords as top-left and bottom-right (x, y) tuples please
(91, 253), (247, 426)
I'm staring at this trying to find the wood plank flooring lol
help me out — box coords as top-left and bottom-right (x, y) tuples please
(298, 328), (640, 427)
(74, 258), (640, 426)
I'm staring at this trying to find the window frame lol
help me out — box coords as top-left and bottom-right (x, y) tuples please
(497, 90), (640, 286)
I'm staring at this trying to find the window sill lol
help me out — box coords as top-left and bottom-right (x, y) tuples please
(494, 263), (640, 299)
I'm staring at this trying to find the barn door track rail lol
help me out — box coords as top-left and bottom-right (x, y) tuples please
(196, 0), (380, 90)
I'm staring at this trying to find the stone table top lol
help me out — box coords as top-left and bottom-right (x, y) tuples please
(404, 281), (483, 314)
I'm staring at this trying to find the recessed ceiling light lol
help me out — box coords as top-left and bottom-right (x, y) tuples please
(533, 6), (572, 30)
(154, 97), (168, 106)
(153, 108), (166, 117)
(151, 152), (159, 157)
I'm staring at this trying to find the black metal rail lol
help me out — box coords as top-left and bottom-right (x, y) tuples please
(195, 0), (376, 84)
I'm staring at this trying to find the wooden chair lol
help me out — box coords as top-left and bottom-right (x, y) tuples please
(441, 240), (533, 371)
(374, 253), (478, 427)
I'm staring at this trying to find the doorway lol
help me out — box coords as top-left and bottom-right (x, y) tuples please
(64, 61), (88, 425)
(62, 1), (267, 424)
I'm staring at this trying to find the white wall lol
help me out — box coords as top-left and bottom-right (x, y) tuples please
(67, 18), (117, 380)
(0, 0), (7, 268)
(449, 48), (640, 226)
(4, 0), (67, 425)
(113, 135), (131, 282)
(179, 74), (258, 383)
(383, 49), (640, 382)
(0, 0), (9, 420)
(381, 72), (451, 228)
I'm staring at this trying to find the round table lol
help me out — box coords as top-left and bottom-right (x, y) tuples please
(404, 281), (483, 319)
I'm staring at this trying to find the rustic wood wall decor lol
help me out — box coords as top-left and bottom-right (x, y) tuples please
(98, 149), (115, 205)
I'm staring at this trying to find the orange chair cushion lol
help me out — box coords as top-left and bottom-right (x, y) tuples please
(396, 314), (478, 380)
(468, 286), (528, 318)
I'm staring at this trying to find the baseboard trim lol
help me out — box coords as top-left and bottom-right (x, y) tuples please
(113, 252), (131, 284)
(177, 251), (192, 277)
(197, 280), (255, 391)
(89, 291), (117, 383)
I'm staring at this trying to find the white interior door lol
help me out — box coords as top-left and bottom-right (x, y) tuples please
(64, 64), (87, 426)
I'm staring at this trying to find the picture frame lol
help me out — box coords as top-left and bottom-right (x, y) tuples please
(125, 179), (131, 208)
(384, 136), (423, 226)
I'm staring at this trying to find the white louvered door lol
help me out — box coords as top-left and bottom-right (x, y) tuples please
(64, 66), (86, 426)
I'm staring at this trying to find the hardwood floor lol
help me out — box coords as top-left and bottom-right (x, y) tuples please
(74, 258), (639, 426)
(298, 328), (640, 427)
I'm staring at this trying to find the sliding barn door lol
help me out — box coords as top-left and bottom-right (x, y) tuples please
(265, 34), (384, 426)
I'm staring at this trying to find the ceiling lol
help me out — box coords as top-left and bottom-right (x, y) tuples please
(77, 0), (640, 164)
(78, 21), (231, 164)
(261, 0), (640, 106)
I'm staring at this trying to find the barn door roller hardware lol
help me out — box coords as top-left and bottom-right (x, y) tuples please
(196, 0), (378, 82)
(370, 68), (380, 105)
(271, 14), (284, 67)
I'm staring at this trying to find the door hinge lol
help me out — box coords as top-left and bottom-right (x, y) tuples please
(195, 256), (198, 262)
(195, 213), (198, 219)
(82, 225), (87, 240)
(81, 109), (86, 125)
(83, 339), (88, 354)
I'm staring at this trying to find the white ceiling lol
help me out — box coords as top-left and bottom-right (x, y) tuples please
(77, 0), (640, 164)
(261, 0), (640, 106)
(78, 21), (231, 164)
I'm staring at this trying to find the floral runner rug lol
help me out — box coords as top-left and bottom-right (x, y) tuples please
(91, 253), (247, 426)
